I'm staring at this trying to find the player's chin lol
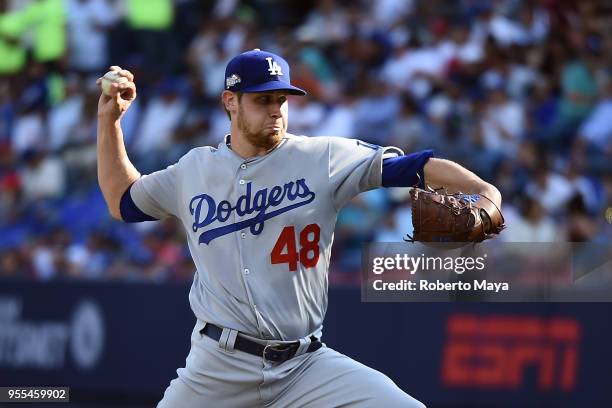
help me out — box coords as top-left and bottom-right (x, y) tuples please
(250, 129), (283, 150)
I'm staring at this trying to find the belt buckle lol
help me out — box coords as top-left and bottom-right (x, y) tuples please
(263, 343), (292, 363)
(262, 344), (278, 362)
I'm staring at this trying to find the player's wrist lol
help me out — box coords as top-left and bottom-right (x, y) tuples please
(97, 113), (122, 128)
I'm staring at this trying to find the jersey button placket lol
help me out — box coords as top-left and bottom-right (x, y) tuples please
(235, 163), (260, 331)
(237, 171), (248, 277)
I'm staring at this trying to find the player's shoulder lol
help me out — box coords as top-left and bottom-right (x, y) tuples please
(176, 145), (217, 163)
(316, 135), (384, 152)
(284, 133), (327, 145)
(163, 146), (217, 172)
(284, 134), (396, 155)
(279, 133), (327, 154)
(283, 133), (353, 151)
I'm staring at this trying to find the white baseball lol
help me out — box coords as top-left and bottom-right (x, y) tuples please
(100, 71), (129, 96)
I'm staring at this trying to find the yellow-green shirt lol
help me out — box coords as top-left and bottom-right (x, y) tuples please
(23, 0), (66, 63)
(126, 0), (173, 30)
(0, 10), (27, 74)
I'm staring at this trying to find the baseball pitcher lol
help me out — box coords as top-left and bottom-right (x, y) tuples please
(96, 49), (503, 407)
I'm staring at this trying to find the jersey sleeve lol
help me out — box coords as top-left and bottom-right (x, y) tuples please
(128, 163), (180, 220)
(381, 149), (434, 189)
(328, 137), (403, 210)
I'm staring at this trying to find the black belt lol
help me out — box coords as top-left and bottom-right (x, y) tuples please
(200, 323), (322, 363)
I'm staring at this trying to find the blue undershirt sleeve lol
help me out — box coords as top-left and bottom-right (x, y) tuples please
(381, 149), (434, 189)
(119, 183), (158, 223)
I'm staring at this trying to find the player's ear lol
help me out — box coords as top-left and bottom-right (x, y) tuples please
(222, 91), (238, 113)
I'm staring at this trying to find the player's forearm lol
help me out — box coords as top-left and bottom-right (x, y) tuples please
(423, 158), (502, 206)
(96, 116), (141, 220)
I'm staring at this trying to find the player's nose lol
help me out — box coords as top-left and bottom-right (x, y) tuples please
(268, 103), (282, 118)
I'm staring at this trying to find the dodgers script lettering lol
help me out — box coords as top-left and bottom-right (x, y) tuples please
(189, 179), (316, 245)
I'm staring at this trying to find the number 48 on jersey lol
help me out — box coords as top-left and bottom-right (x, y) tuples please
(271, 224), (321, 271)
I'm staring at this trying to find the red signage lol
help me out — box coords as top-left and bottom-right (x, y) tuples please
(442, 313), (580, 391)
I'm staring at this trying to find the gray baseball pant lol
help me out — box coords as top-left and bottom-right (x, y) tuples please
(157, 320), (426, 408)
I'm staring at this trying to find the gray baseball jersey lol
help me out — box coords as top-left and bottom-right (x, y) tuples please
(130, 133), (402, 341)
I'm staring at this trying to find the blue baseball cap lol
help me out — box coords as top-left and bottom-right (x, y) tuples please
(224, 49), (307, 96)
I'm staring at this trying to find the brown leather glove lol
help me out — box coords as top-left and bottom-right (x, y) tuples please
(406, 187), (505, 244)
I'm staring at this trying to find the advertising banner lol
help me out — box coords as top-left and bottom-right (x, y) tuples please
(0, 281), (611, 407)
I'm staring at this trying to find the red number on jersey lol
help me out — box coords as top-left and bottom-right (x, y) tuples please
(270, 226), (298, 271)
(299, 223), (320, 268)
(271, 224), (321, 271)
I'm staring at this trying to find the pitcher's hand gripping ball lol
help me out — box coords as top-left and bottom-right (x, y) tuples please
(407, 187), (505, 244)
(100, 70), (128, 96)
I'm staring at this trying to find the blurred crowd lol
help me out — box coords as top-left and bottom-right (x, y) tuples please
(1, 0), (611, 283)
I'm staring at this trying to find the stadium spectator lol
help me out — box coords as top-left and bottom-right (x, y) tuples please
(1, 0), (611, 282)
(66, 0), (118, 73)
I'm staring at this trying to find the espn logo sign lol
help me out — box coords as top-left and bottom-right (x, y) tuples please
(442, 314), (580, 391)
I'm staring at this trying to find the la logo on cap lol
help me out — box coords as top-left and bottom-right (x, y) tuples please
(266, 57), (283, 76)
